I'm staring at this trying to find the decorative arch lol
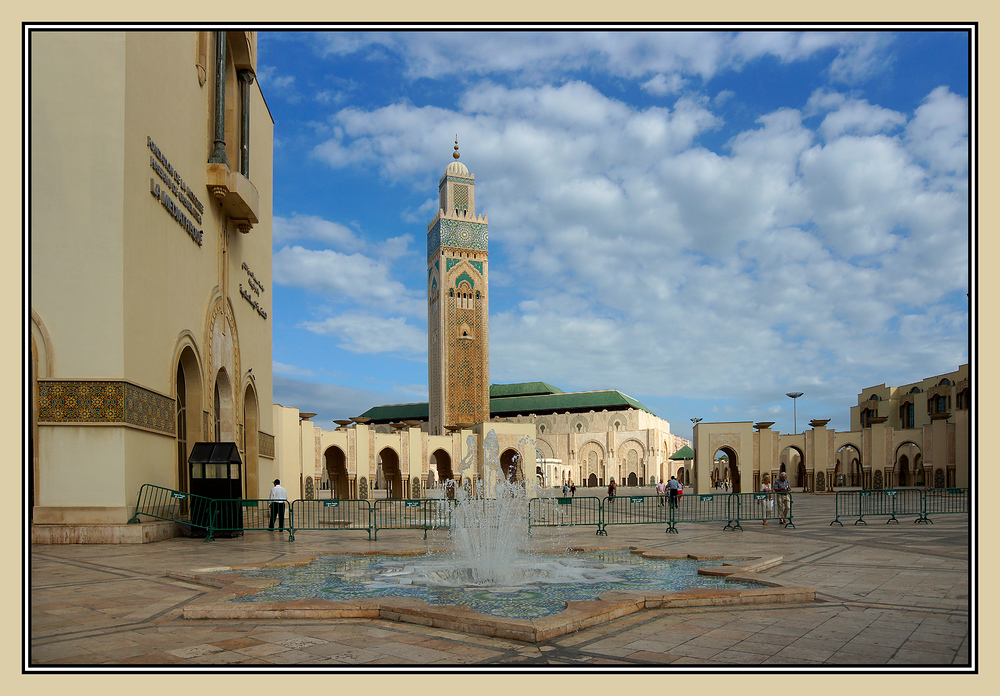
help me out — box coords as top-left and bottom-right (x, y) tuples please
(837, 443), (863, 488)
(242, 379), (259, 498)
(579, 440), (605, 487)
(174, 343), (204, 493)
(894, 441), (922, 488)
(325, 445), (350, 499)
(617, 439), (646, 487)
(534, 437), (556, 460)
(377, 447), (403, 499)
(213, 367), (235, 442)
(569, 415), (590, 434)
(714, 445), (742, 493)
(500, 448), (521, 483)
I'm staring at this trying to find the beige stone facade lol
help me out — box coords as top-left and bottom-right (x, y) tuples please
(30, 31), (275, 541)
(694, 364), (971, 494)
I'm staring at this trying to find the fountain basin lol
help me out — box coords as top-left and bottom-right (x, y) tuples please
(176, 547), (815, 643)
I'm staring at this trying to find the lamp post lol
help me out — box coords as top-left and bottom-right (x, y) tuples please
(786, 392), (803, 434)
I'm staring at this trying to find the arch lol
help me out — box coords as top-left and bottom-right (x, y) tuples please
(324, 446), (350, 499)
(587, 473), (598, 488)
(430, 448), (454, 498)
(534, 437), (556, 460)
(715, 446), (741, 493)
(578, 440), (605, 486)
(378, 448), (403, 499)
(243, 380), (259, 498)
(781, 446), (805, 486)
(617, 439), (645, 488)
(837, 444), (862, 488)
(500, 448), (521, 484)
(175, 345), (204, 493)
(627, 472), (638, 487)
(894, 441), (922, 489)
(213, 368), (235, 441)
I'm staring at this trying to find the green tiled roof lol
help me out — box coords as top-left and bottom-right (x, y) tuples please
(359, 385), (654, 424)
(669, 445), (694, 460)
(489, 382), (564, 398)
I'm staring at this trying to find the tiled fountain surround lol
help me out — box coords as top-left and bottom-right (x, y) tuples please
(176, 547), (815, 643)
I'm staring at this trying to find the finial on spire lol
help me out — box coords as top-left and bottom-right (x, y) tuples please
(453, 136), (460, 160)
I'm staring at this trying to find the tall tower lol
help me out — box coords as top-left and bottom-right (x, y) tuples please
(427, 139), (490, 435)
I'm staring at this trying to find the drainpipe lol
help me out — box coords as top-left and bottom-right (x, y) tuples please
(208, 31), (228, 165)
(238, 69), (254, 178)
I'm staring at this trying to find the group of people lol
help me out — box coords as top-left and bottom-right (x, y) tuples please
(654, 476), (684, 508)
(759, 471), (791, 525)
(561, 482), (576, 497)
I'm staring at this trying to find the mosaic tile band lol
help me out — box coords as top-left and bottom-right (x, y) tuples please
(37, 380), (175, 435)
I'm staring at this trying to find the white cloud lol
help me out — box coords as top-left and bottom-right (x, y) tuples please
(641, 73), (686, 96)
(273, 361), (316, 377)
(301, 314), (426, 355)
(273, 245), (424, 316)
(273, 213), (361, 249)
(905, 86), (968, 175)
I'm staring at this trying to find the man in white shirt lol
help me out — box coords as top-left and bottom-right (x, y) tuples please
(268, 478), (288, 531)
(656, 479), (666, 506)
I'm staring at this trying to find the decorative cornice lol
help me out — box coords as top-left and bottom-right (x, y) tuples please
(37, 380), (176, 436)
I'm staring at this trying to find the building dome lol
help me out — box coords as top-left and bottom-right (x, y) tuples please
(446, 160), (469, 176)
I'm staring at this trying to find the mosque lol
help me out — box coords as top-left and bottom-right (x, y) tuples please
(28, 30), (970, 544)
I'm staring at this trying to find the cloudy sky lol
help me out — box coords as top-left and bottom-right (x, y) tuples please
(258, 28), (970, 439)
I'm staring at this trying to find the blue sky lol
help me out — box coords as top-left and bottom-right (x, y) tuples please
(258, 29), (970, 439)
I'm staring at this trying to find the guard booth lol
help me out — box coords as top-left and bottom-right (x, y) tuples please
(188, 442), (243, 537)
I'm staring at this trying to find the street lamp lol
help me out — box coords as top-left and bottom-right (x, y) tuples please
(786, 392), (803, 434)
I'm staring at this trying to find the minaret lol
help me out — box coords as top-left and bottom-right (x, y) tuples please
(427, 139), (490, 435)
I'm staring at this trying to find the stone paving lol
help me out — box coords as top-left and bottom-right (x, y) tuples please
(28, 494), (971, 668)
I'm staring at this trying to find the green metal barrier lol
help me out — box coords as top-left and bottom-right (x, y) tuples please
(210, 498), (280, 539)
(602, 494), (670, 533)
(666, 491), (745, 533)
(920, 488), (969, 523)
(289, 498), (373, 541)
(372, 498), (454, 540)
(832, 489), (929, 525)
(127, 483), (216, 541)
(528, 496), (605, 535)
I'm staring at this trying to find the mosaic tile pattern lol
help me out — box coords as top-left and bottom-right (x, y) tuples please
(427, 219), (488, 259)
(259, 431), (275, 458)
(38, 380), (175, 435)
(226, 550), (762, 619)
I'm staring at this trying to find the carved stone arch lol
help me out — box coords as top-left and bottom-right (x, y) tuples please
(534, 417), (554, 436)
(205, 294), (242, 439)
(569, 415), (589, 434)
(608, 412), (628, 431)
(30, 309), (55, 378)
(242, 378), (260, 497)
(534, 437), (556, 460)
(578, 440), (606, 487)
(324, 445), (350, 499)
(173, 335), (205, 492)
(617, 438), (646, 486)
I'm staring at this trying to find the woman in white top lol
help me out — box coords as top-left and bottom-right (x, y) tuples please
(760, 475), (773, 525)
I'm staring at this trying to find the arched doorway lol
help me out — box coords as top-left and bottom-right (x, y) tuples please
(176, 348), (203, 493)
(837, 445), (862, 487)
(243, 383), (259, 498)
(895, 442), (922, 488)
(500, 448), (521, 483)
(715, 448), (741, 493)
(325, 446), (350, 499)
(781, 446), (805, 488)
(378, 448), (403, 499)
(588, 473), (598, 487)
(627, 472), (638, 487)
(213, 368), (235, 442)
(431, 448), (453, 498)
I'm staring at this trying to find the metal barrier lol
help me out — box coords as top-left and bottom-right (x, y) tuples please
(919, 488), (969, 523)
(210, 498), (280, 539)
(731, 491), (796, 529)
(666, 492), (744, 533)
(127, 484), (216, 541)
(289, 499), (373, 541)
(831, 489), (933, 525)
(528, 496), (605, 535)
(602, 494), (670, 533)
(372, 498), (454, 540)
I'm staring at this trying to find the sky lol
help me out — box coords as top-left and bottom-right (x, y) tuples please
(257, 28), (971, 440)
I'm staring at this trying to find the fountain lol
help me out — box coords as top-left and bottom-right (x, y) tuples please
(185, 429), (813, 641)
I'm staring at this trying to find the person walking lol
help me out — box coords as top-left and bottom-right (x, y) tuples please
(656, 478), (666, 506)
(268, 478), (288, 531)
(774, 471), (792, 525)
(759, 475), (773, 525)
(607, 478), (617, 503)
(570, 482), (576, 497)
(667, 475), (680, 509)
(563, 482), (570, 497)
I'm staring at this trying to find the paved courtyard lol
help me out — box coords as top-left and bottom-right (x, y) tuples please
(28, 493), (971, 669)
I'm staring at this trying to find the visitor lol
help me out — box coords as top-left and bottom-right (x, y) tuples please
(656, 478), (666, 506)
(677, 479), (683, 507)
(269, 478), (288, 531)
(667, 475), (680, 509)
(570, 482), (576, 497)
(774, 471), (791, 525)
(562, 482), (570, 497)
(759, 475), (773, 525)
(608, 478), (617, 502)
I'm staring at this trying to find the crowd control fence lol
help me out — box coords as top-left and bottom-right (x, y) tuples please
(372, 498), (455, 540)
(288, 499), (373, 541)
(528, 496), (606, 535)
(128, 483), (217, 540)
(830, 488), (968, 525)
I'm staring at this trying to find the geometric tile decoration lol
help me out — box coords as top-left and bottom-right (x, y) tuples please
(37, 380), (176, 435)
(427, 218), (488, 259)
(259, 431), (275, 458)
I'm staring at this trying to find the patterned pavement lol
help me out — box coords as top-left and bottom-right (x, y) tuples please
(27, 493), (971, 669)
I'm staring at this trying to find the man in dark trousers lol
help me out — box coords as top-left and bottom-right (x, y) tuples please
(268, 478), (288, 531)
(667, 475), (681, 509)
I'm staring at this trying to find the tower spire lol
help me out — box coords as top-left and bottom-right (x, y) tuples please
(453, 136), (460, 160)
